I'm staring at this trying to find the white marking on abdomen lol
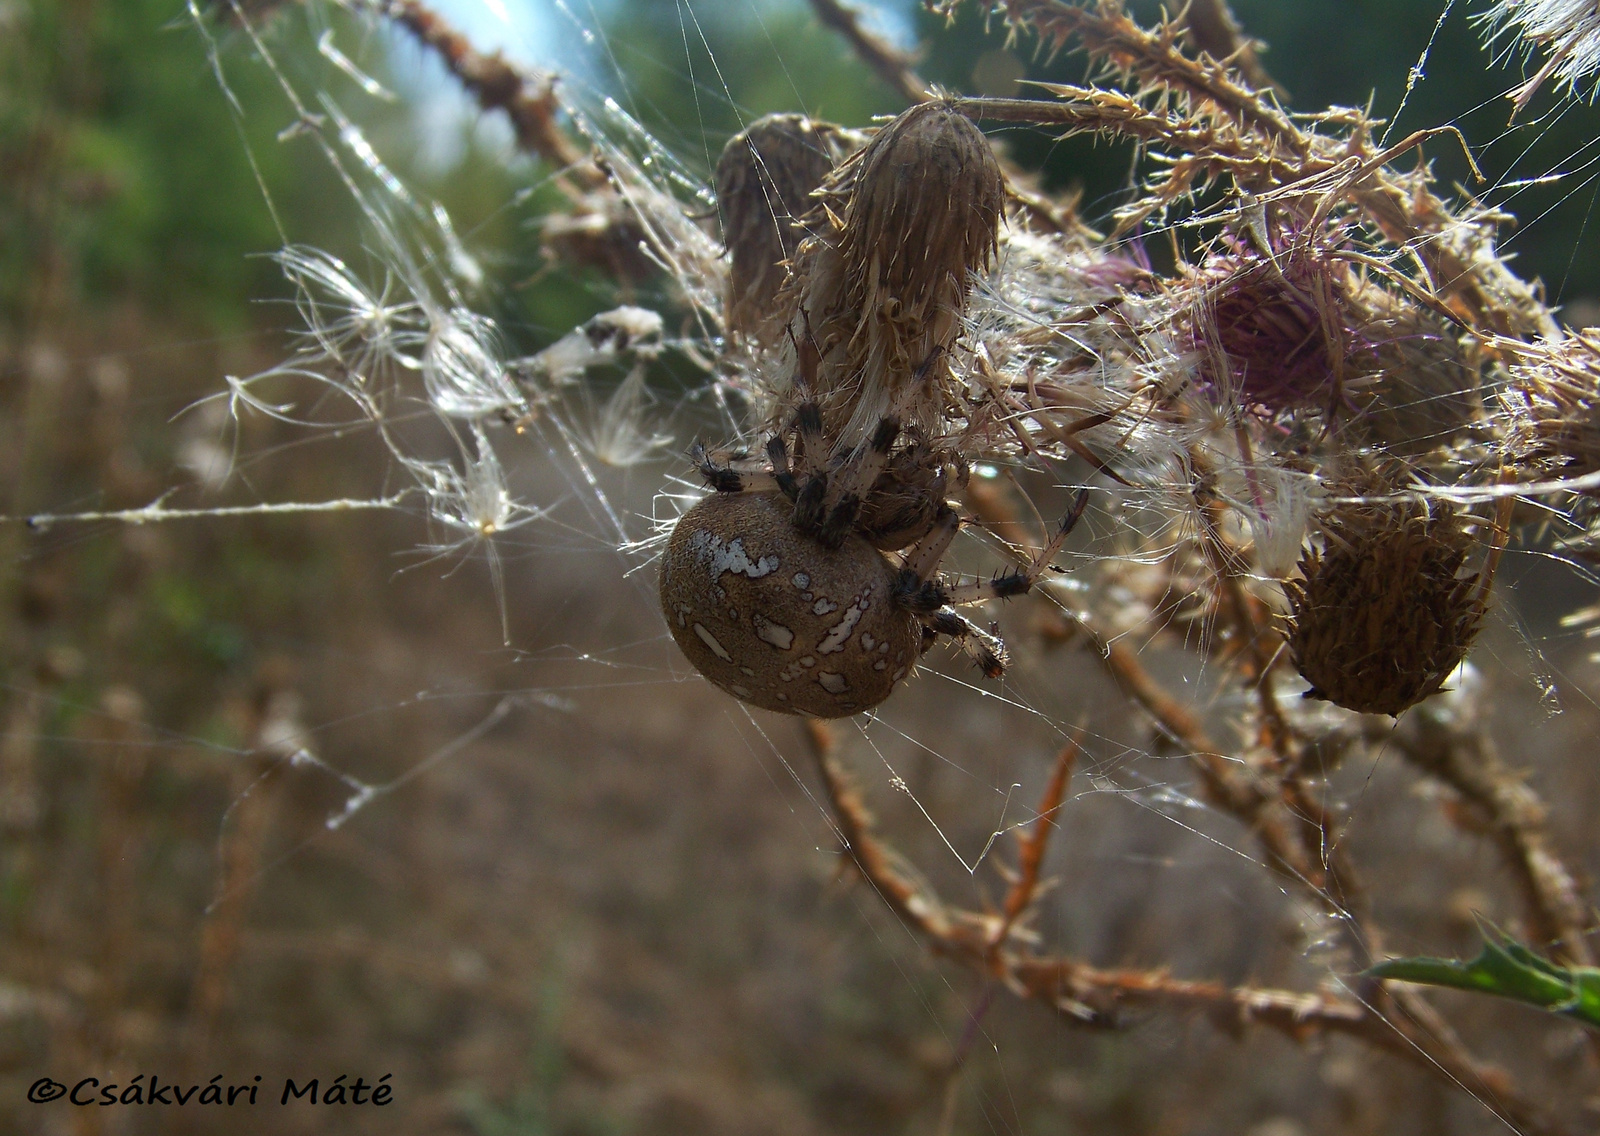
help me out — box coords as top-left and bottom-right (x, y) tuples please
(752, 613), (794, 650)
(688, 529), (778, 580)
(816, 598), (867, 655)
(693, 623), (733, 661)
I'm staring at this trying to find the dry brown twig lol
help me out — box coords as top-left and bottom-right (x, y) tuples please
(801, 719), (1570, 1136)
(381, 0), (602, 194)
(806, 0), (930, 104)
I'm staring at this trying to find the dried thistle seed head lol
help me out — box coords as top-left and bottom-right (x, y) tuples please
(1502, 328), (1600, 482)
(1284, 492), (1487, 717)
(717, 114), (858, 341)
(783, 99), (1005, 448)
(1189, 243), (1350, 413)
(1342, 284), (1482, 456)
(658, 493), (922, 718)
(838, 99), (1004, 329)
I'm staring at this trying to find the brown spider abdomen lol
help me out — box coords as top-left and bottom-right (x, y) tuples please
(659, 493), (922, 718)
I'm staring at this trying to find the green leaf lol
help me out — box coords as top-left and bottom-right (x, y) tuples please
(1367, 927), (1600, 1028)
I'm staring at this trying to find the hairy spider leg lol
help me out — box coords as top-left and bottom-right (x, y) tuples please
(893, 506), (962, 613)
(816, 415), (901, 549)
(925, 608), (1009, 678)
(936, 487), (1091, 607)
(791, 401), (831, 536)
(765, 434), (800, 500)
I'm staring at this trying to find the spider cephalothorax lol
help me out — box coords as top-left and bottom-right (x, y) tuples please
(659, 403), (1087, 717)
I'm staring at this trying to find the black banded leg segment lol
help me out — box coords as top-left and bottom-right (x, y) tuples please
(817, 416), (901, 549)
(692, 441), (783, 495)
(936, 488), (1091, 606)
(788, 401), (832, 538)
(766, 435), (799, 501)
(925, 609), (1010, 678)
(893, 505), (961, 614)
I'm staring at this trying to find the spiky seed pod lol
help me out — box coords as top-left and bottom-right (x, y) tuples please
(1189, 243), (1350, 413)
(717, 115), (858, 342)
(837, 99), (1005, 341)
(1284, 493), (1487, 717)
(1502, 328), (1600, 482)
(1344, 285), (1482, 456)
(787, 98), (1005, 447)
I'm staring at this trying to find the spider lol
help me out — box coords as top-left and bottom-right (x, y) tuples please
(658, 399), (1089, 718)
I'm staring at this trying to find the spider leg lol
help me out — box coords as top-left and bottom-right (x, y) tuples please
(691, 441), (782, 494)
(938, 487), (1091, 606)
(791, 401), (831, 536)
(891, 505), (962, 613)
(923, 608), (1010, 678)
(765, 435), (799, 501)
(816, 415), (901, 549)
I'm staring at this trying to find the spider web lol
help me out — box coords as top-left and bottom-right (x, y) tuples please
(7, 1), (1600, 1133)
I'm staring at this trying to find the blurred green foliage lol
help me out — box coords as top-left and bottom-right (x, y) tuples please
(8, 0), (1600, 336)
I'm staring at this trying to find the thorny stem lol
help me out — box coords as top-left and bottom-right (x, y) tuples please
(1178, 0), (1276, 94)
(806, 0), (930, 105)
(379, 0), (606, 195)
(1189, 455), (1376, 962)
(990, 732), (1080, 950)
(1388, 707), (1595, 968)
(969, 0), (1303, 147)
(802, 720), (1571, 1136)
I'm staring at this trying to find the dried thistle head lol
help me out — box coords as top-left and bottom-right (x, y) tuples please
(786, 98), (1005, 447)
(1343, 283), (1483, 457)
(1501, 328), (1600, 482)
(1284, 481), (1488, 717)
(1188, 237), (1351, 414)
(717, 114), (859, 342)
(836, 98), (1005, 334)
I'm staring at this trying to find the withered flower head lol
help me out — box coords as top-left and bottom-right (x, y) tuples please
(1285, 487), (1488, 717)
(1502, 328), (1600, 482)
(1344, 283), (1483, 456)
(786, 99), (1005, 446)
(717, 114), (857, 341)
(838, 98), (1005, 327)
(1190, 237), (1350, 414)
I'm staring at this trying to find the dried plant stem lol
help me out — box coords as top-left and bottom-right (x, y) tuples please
(807, 0), (929, 104)
(1179, 0), (1276, 93)
(982, 0), (1301, 146)
(991, 731), (1080, 949)
(802, 719), (1568, 1136)
(380, 0), (605, 195)
(1186, 467), (1377, 963)
(188, 755), (284, 1062)
(1391, 709), (1594, 966)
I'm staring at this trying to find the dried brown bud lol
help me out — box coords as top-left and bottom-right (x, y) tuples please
(717, 114), (858, 341)
(837, 98), (1004, 332)
(1502, 328), (1600, 482)
(1285, 492), (1487, 717)
(788, 99), (1005, 447)
(1346, 285), (1482, 456)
